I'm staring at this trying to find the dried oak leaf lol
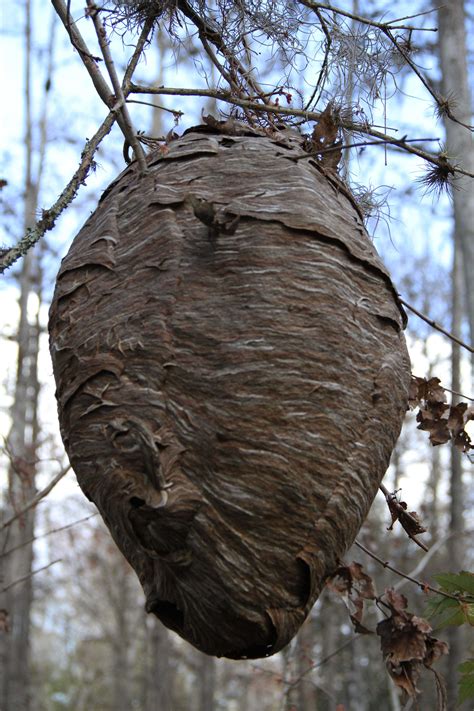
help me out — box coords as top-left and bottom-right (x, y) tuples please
(377, 588), (448, 699)
(416, 401), (450, 446)
(326, 562), (376, 634)
(409, 376), (447, 410)
(449, 403), (474, 452)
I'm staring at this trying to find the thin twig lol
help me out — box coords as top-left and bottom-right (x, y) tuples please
(130, 84), (474, 180)
(442, 386), (474, 403)
(122, 16), (155, 89)
(297, 1), (438, 33)
(284, 636), (359, 691)
(354, 539), (468, 603)
(2, 513), (99, 558)
(0, 559), (62, 594)
(394, 529), (474, 592)
(86, 0), (147, 171)
(383, 25), (473, 132)
(0, 110), (117, 273)
(126, 98), (183, 118)
(294, 136), (440, 161)
(304, 7), (331, 111)
(400, 297), (474, 354)
(52, 0), (115, 107)
(0, 465), (71, 532)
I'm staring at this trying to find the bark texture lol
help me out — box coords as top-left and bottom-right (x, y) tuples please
(49, 125), (411, 659)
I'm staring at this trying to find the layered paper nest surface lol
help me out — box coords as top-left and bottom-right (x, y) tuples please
(49, 126), (411, 659)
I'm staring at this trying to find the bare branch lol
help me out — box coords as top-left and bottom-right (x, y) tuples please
(400, 297), (474, 354)
(0, 559), (62, 594)
(354, 539), (469, 603)
(122, 16), (155, 88)
(52, 0), (115, 107)
(0, 465), (71, 532)
(2, 513), (98, 558)
(297, 1), (438, 32)
(0, 110), (117, 273)
(130, 83), (474, 180)
(85, 0), (147, 171)
(394, 529), (474, 592)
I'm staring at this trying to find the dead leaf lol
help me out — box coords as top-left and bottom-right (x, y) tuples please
(409, 376), (447, 409)
(377, 588), (448, 700)
(386, 492), (427, 538)
(327, 562), (376, 633)
(312, 103), (338, 148)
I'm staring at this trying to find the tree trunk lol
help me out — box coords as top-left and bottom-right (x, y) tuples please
(145, 616), (173, 711)
(437, 0), (474, 377)
(437, 4), (471, 707)
(111, 566), (133, 711)
(197, 652), (216, 711)
(446, 235), (465, 710)
(295, 618), (318, 711)
(0, 2), (45, 707)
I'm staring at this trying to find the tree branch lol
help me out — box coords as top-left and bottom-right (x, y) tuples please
(0, 110), (117, 274)
(0, 559), (62, 594)
(130, 83), (474, 180)
(354, 539), (469, 603)
(400, 298), (474, 354)
(2, 513), (98, 558)
(0, 465), (71, 532)
(85, 0), (147, 171)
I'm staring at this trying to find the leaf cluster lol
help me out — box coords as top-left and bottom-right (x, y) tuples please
(409, 376), (474, 452)
(377, 588), (448, 702)
(327, 564), (449, 704)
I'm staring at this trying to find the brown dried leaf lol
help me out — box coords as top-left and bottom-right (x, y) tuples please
(409, 376), (447, 409)
(386, 493), (427, 537)
(416, 403), (450, 446)
(454, 429), (472, 453)
(387, 495), (407, 530)
(377, 588), (448, 700)
(408, 376), (425, 409)
(384, 588), (409, 613)
(322, 142), (343, 171)
(326, 562), (376, 633)
(399, 508), (427, 537)
(447, 402), (468, 435)
(312, 103), (338, 148)
(349, 561), (377, 600)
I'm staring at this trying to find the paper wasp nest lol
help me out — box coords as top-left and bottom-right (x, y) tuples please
(49, 125), (410, 659)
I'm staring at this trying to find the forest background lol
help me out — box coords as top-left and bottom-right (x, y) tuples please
(0, 1), (473, 710)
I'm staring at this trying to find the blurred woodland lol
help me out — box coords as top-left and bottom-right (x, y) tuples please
(0, 1), (473, 710)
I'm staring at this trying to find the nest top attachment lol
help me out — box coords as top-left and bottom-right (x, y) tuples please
(49, 127), (410, 658)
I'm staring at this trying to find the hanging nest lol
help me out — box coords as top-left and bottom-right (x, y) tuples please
(49, 124), (411, 659)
